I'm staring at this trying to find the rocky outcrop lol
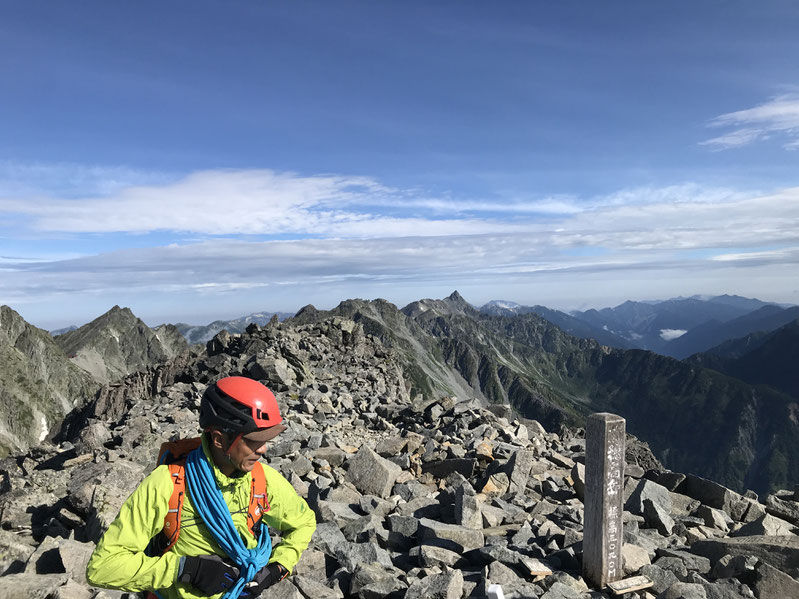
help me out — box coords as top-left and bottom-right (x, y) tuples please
(55, 305), (188, 384)
(0, 306), (98, 457)
(2, 313), (798, 598)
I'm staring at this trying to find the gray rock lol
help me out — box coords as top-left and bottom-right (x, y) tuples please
(765, 491), (799, 525)
(0, 573), (71, 599)
(640, 564), (681, 594)
(310, 521), (349, 556)
(66, 460), (145, 541)
(654, 472), (687, 492)
(656, 582), (707, 599)
(312, 447), (348, 468)
(486, 559), (524, 586)
(506, 450), (535, 495)
(730, 513), (796, 537)
(682, 475), (747, 521)
(654, 556), (689, 580)
(349, 562), (404, 596)
(0, 528), (35, 574)
(709, 554), (757, 580)
(626, 479), (673, 517)
(292, 574), (345, 599)
(411, 544), (462, 567)
(334, 540), (393, 572)
(247, 356), (296, 389)
(753, 561), (799, 599)
(623, 542), (653, 575)
(288, 455), (313, 477)
(375, 436), (407, 457)
(645, 497), (676, 536)
(404, 568), (464, 599)
(23, 535), (94, 583)
(293, 548), (328, 580)
(345, 446), (402, 499)
(317, 500), (362, 527)
(358, 581), (407, 599)
(418, 517), (485, 552)
(39, 578), (93, 599)
(541, 581), (583, 599)
(658, 548), (712, 574)
(454, 481), (482, 529)
(694, 505), (731, 533)
(690, 535), (799, 572)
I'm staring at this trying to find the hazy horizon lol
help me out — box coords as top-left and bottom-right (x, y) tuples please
(18, 289), (796, 332)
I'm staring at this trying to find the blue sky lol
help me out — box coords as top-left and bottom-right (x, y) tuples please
(1, 1), (798, 329)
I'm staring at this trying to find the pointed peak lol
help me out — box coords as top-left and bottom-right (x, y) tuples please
(294, 304), (318, 318)
(446, 290), (468, 305)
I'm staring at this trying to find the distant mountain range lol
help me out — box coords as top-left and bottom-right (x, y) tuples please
(174, 312), (293, 344)
(481, 294), (798, 360)
(2, 292), (798, 495)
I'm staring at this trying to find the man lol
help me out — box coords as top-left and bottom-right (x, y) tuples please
(87, 376), (317, 599)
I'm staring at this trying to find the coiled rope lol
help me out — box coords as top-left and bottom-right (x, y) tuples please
(185, 447), (272, 599)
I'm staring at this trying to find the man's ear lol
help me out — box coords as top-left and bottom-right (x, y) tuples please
(208, 429), (227, 450)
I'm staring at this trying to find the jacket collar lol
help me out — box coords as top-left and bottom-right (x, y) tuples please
(200, 434), (249, 489)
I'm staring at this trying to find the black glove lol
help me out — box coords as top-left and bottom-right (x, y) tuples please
(241, 563), (288, 598)
(178, 554), (240, 595)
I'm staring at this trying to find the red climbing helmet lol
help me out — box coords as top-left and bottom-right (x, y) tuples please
(200, 376), (286, 442)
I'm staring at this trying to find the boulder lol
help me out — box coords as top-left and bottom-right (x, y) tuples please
(623, 543), (652, 575)
(752, 561), (799, 599)
(681, 475), (747, 521)
(506, 450), (536, 495)
(730, 513), (796, 538)
(404, 568), (464, 599)
(644, 498), (675, 536)
(418, 517), (485, 552)
(656, 582), (707, 599)
(345, 446), (402, 499)
(626, 479), (672, 517)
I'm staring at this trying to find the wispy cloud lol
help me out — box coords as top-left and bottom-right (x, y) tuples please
(701, 93), (799, 150)
(0, 169), (543, 238)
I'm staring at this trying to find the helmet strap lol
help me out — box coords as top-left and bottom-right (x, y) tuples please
(226, 432), (244, 457)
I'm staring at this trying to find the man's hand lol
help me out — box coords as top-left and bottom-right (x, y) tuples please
(241, 563), (288, 598)
(178, 554), (240, 595)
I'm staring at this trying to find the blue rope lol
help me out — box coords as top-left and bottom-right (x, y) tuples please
(185, 447), (272, 599)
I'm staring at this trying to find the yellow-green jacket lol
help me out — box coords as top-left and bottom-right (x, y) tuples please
(86, 437), (316, 599)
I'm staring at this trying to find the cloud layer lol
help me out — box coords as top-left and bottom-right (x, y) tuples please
(701, 93), (799, 150)
(2, 167), (798, 327)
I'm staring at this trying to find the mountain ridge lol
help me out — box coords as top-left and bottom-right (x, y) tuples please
(55, 305), (188, 384)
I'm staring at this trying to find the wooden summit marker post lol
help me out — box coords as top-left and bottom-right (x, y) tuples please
(583, 412), (626, 589)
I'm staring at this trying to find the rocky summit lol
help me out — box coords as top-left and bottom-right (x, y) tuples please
(2, 315), (799, 599)
(55, 305), (188, 385)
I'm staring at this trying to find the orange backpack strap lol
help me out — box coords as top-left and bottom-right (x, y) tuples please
(147, 437), (201, 556)
(247, 462), (270, 536)
(161, 462), (187, 553)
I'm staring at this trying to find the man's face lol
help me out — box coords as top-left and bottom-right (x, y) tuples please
(229, 435), (268, 472)
(212, 431), (268, 473)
